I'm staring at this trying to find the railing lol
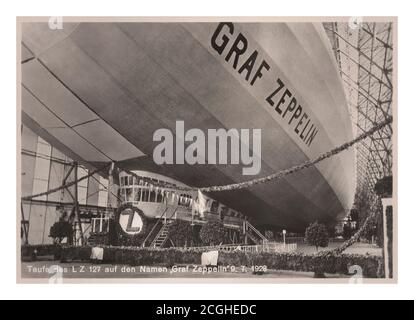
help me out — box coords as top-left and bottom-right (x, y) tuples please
(91, 217), (110, 234)
(284, 237), (345, 244)
(186, 242), (297, 253)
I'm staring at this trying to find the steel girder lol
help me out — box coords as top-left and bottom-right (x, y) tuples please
(324, 21), (393, 208)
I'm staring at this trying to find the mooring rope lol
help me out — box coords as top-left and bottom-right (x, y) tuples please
(117, 117), (392, 193)
(196, 116), (392, 193)
(318, 207), (380, 257)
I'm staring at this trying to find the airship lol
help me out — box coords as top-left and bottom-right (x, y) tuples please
(20, 21), (356, 232)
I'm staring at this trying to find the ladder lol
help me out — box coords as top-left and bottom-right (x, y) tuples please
(142, 205), (174, 247)
(150, 221), (171, 248)
(146, 206), (177, 248)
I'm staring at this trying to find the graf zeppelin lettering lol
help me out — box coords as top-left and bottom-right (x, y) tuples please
(211, 22), (319, 147)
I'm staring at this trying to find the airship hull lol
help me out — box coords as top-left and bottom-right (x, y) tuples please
(21, 22), (356, 230)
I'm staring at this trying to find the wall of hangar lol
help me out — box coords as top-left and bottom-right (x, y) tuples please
(20, 125), (110, 245)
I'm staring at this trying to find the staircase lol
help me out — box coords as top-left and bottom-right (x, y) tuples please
(244, 221), (268, 245)
(150, 221), (172, 248)
(141, 205), (177, 248)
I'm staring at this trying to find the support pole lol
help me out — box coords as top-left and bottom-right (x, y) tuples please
(381, 197), (393, 279)
(244, 219), (248, 245)
(99, 212), (103, 233)
(73, 162), (84, 246)
(20, 203), (29, 245)
(107, 162), (118, 218)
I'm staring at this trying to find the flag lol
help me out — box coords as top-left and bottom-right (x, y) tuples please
(196, 189), (207, 218)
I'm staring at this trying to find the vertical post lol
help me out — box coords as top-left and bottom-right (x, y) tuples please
(21, 203), (29, 245)
(244, 219), (248, 245)
(107, 162), (118, 218)
(74, 162), (84, 246)
(99, 212), (103, 233)
(190, 196), (195, 226)
(381, 197), (393, 279)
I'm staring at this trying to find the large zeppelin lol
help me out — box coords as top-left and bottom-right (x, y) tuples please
(21, 22), (356, 231)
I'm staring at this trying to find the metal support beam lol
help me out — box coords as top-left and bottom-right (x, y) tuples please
(21, 203), (29, 245)
(62, 161), (85, 246)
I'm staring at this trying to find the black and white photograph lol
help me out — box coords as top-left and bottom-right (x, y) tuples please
(17, 17), (396, 283)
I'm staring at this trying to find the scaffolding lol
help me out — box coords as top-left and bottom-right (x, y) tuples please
(324, 21), (394, 215)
